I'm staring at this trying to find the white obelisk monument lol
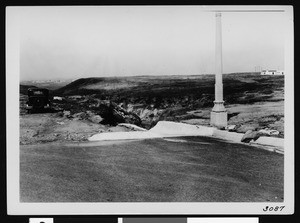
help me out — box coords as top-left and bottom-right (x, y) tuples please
(210, 12), (227, 128)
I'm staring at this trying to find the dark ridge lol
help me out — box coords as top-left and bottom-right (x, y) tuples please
(54, 77), (106, 95)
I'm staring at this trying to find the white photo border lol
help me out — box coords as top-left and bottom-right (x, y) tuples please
(6, 5), (294, 215)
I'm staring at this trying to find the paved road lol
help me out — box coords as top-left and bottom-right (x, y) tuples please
(20, 136), (283, 202)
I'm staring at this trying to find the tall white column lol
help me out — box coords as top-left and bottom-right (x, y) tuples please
(210, 12), (227, 128)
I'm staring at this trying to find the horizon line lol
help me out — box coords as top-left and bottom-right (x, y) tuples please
(20, 71), (263, 82)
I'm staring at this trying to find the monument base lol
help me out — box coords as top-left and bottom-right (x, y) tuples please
(210, 111), (228, 128)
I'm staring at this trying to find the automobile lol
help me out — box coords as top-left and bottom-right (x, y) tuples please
(26, 88), (51, 113)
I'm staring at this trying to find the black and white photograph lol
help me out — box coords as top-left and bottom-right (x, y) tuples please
(6, 5), (294, 215)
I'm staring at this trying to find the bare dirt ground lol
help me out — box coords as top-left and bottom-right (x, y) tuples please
(19, 100), (283, 145)
(183, 100), (284, 134)
(20, 113), (135, 145)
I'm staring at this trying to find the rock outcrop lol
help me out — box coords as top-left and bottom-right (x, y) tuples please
(241, 130), (261, 143)
(98, 101), (141, 126)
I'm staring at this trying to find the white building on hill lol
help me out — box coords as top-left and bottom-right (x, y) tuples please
(261, 70), (284, 75)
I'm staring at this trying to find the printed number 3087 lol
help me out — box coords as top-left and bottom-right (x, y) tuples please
(263, 206), (285, 212)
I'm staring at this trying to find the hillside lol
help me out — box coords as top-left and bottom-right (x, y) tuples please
(51, 73), (284, 131)
(54, 73), (283, 107)
(20, 73), (284, 145)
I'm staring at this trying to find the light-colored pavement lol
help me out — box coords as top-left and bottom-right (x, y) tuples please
(89, 121), (284, 153)
(20, 136), (283, 202)
(88, 121), (214, 141)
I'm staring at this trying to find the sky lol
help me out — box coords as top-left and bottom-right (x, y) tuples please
(17, 6), (288, 81)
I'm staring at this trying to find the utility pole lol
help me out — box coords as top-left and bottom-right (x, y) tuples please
(210, 12), (227, 128)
